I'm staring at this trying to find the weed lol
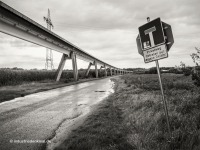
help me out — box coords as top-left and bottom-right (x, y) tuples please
(55, 73), (200, 150)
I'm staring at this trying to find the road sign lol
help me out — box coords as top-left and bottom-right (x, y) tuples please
(143, 44), (168, 63)
(139, 18), (165, 50)
(136, 17), (172, 137)
(162, 22), (174, 51)
(136, 35), (143, 56)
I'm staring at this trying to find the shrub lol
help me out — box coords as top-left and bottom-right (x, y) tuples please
(182, 68), (191, 76)
(191, 66), (200, 86)
(148, 67), (157, 74)
(0, 68), (96, 86)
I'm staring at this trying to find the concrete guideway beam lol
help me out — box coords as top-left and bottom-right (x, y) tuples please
(55, 54), (70, 81)
(0, 3), (132, 78)
(0, 3), (118, 71)
(0, 20), (71, 56)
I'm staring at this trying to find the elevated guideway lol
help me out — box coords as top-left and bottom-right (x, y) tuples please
(0, 1), (132, 81)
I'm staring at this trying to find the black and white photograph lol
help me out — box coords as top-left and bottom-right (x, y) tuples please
(0, 0), (200, 149)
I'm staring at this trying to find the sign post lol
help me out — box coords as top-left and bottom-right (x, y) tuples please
(148, 17), (171, 136)
(137, 17), (172, 136)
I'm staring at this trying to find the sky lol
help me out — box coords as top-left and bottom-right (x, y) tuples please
(0, 0), (200, 70)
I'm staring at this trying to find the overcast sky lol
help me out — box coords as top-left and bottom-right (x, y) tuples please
(0, 0), (200, 69)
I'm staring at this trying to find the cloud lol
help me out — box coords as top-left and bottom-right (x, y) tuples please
(0, 0), (200, 69)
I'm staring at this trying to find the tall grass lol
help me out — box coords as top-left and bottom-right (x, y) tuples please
(120, 73), (200, 149)
(0, 68), (107, 86)
(56, 73), (200, 150)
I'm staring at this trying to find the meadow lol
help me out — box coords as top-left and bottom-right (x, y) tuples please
(0, 68), (108, 102)
(55, 73), (200, 150)
(0, 68), (108, 86)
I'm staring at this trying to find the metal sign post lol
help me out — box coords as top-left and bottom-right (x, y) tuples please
(146, 17), (171, 136)
(137, 17), (174, 137)
(155, 60), (171, 136)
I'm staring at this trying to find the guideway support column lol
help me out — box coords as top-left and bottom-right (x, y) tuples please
(104, 65), (107, 77)
(94, 61), (98, 78)
(55, 54), (70, 81)
(110, 68), (112, 76)
(71, 52), (78, 81)
(85, 62), (93, 77)
(100, 65), (107, 77)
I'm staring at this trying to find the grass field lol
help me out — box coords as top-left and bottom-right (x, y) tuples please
(0, 68), (109, 86)
(55, 73), (200, 150)
(0, 68), (109, 103)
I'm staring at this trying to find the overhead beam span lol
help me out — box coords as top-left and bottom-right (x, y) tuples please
(0, 1), (117, 69)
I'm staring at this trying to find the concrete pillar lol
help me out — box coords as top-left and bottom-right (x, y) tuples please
(71, 52), (78, 81)
(105, 67), (107, 77)
(110, 68), (112, 76)
(85, 62), (92, 77)
(94, 61), (98, 78)
(55, 54), (69, 81)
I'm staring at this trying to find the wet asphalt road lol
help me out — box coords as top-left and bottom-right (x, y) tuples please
(0, 77), (115, 150)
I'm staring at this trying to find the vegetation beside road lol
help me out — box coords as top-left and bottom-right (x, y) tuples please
(55, 73), (200, 150)
(0, 68), (111, 103)
(0, 68), (108, 86)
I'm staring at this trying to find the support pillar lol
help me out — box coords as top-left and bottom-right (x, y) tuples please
(94, 61), (98, 78)
(71, 52), (78, 81)
(55, 54), (69, 81)
(110, 68), (112, 76)
(85, 62), (92, 77)
(105, 67), (107, 77)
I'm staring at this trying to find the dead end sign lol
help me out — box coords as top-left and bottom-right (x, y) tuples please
(139, 18), (165, 50)
(137, 17), (174, 63)
(136, 17), (173, 136)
